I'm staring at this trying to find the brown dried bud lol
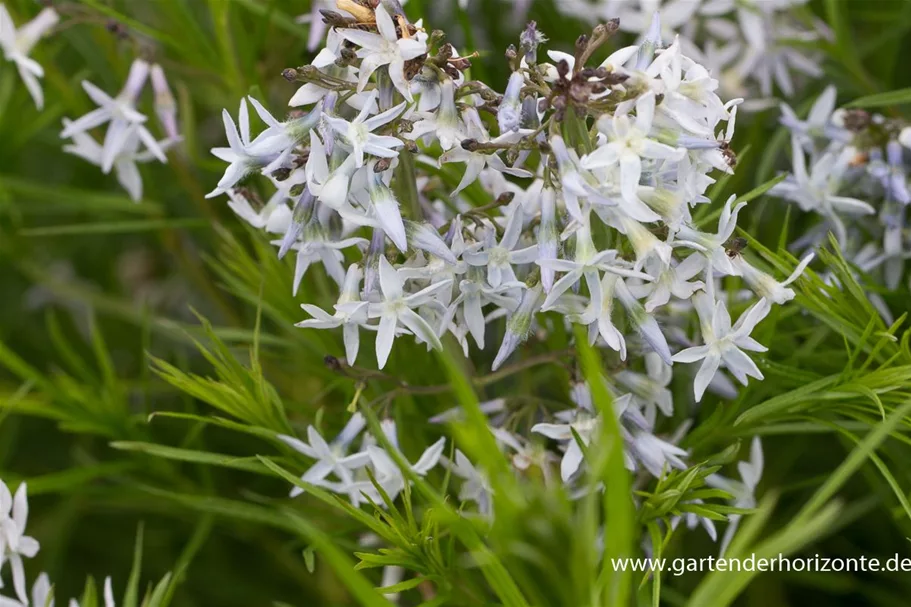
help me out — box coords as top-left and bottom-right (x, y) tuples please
(320, 9), (356, 27)
(374, 158), (393, 172)
(338, 47), (358, 65)
(437, 43), (455, 62)
(842, 109), (871, 132)
(448, 56), (472, 71)
(404, 55), (426, 80)
(461, 138), (480, 152)
(575, 34), (588, 52)
(324, 355), (344, 371)
(496, 191), (516, 205)
(281, 68), (299, 82)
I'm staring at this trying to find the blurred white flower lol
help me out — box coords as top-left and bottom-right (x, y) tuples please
(0, 4), (58, 110)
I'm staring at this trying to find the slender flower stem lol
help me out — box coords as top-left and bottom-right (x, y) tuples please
(394, 150), (422, 221)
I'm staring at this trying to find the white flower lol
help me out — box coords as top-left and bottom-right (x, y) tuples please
(780, 85), (847, 149)
(582, 92), (682, 206)
(731, 253), (815, 305)
(532, 413), (599, 482)
(0, 571), (52, 607)
(407, 77), (467, 151)
(227, 187), (293, 234)
(277, 228), (367, 295)
(769, 138), (874, 245)
(442, 450), (492, 515)
(368, 256), (452, 369)
(707, 436), (763, 556)
(62, 119), (176, 202)
(439, 108), (532, 195)
(672, 292), (771, 401)
(443, 267), (524, 350)
(0, 481), (40, 605)
(0, 5), (58, 110)
(676, 194), (747, 278)
(628, 429), (688, 477)
(245, 97), (321, 172)
(297, 265), (375, 365)
(337, 3), (427, 101)
(350, 438), (445, 502)
(615, 277), (674, 365)
(325, 93), (406, 168)
(539, 211), (653, 312)
(627, 255), (705, 313)
(206, 99), (266, 198)
(615, 352), (674, 418)
(463, 204), (538, 288)
(278, 414), (372, 505)
(61, 59), (167, 172)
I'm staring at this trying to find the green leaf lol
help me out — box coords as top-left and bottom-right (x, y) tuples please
(124, 524), (145, 607)
(573, 325), (633, 607)
(110, 442), (272, 475)
(845, 87), (911, 108)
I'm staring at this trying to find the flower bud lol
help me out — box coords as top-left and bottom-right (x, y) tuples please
(150, 64), (179, 140)
(498, 71), (524, 135)
(492, 284), (544, 370)
(121, 59), (150, 104)
(537, 186), (558, 292)
(278, 187), (316, 259)
(406, 221), (457, 264)
(367, 171), (407, 252)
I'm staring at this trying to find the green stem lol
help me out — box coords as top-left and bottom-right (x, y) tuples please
(394, 151), (422, 220)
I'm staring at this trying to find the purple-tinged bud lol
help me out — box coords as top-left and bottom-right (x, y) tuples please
(635, 12), (662, 71)
(150, 64), (179, 140)
(121, 59), (150, 104)
(519, 21), (547, 66)
(537, 186), (558, 292)
(498, 71), (525, 134)
(364, 228), (386, 295)
(278, 187), (316, 259)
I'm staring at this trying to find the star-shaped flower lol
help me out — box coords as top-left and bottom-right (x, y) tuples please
(337, 3), (427, 101)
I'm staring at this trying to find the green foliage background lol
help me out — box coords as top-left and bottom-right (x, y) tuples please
(2, 0), (911, 605)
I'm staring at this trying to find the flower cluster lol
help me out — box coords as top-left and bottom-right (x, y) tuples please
(60, 59), (180, 202)
(2, 4), (182, 203)
(772, 86), (911, 305)
(550, 0), (829, 108)
(205, 4), (805, 545)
